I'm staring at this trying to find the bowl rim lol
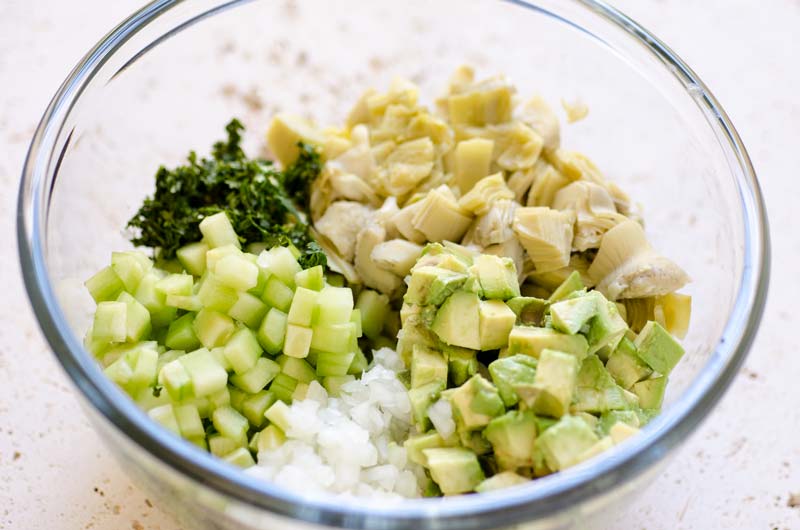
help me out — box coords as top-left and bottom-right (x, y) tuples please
(17, 0), (770, 528)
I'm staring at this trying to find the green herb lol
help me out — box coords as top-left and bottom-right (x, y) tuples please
(126, 119), (326, 268)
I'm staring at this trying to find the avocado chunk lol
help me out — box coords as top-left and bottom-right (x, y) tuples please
(536, 415), (599, 471)
(548, 270), (584, 302)
(631, 375), (668, 409)
(605, 336), (652, 389)
(508, 326), (588, 361)
(572, 355), (637, 414)
(488, 354), (538, 407)
(446, 346), (478, 386)
(408, 380), (445, 430)
(527, 349), (579, 417)
(448, 374), (505, 431)
(574, 436), (614, 465)
(432, 291), (481, 349)
(478, 300), (517, 350)
(405, 266), (468, 306)
(422, 447), (485, 495)
(470, 254), (521, 300)
(404, 432), (447, 466)
(411, 344), (448, 388)
(586, 296), (628, 354)
(633, 321), (685, 375)
(506, 296), (547, 326)
(532, 442), (553, 477)
(549, 294), (598, 335)
(609, 421), (640, 444)
(598, 410), (640, 435)
(474, 471), (529, 493)
(458, 429), (493, 456)
(484, 409), (538, 470)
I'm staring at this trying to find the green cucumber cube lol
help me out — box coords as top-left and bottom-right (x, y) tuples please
(223, 328), (263, 375)
(223, 447), (255, 468)
(322, 375), (355, 397)
(193, 309), (235, 348)
(315, 351), (356, 377)
(316, 286), (354, 326)
(229, 385), (247, 411)
(295, 265), (324, 291)
(103, 354), (134, 388)
(129, 344), (159, 390)
(229, 357), (281, 394)
(256, 424), (286, 451)
(165, 313), (201, 351)
(148, 404), (181, 435)
(242, 391), (277, 428)
(111, 251), (153, 292)
(355, 289), (389, 340)
(210, 347), (232, 372)
(257, 308), (288, 355)
(176, 241), (209, 276)
(206, 245), (242, 273)
(197, 274), (239, 313)
(155, 273), (193, 297)
(261, 276), (294, 313)
(283, 325), (313, 358)
(117, 292), (152, 342)
(277, 356), (316, 383)
(199, 212), (240, 249)
(179, 348), (228, 397)
(287, 287), (319, 326)
(134, 274), (176, 328)
(269, 373), (298, 402)
(310, 323), (356, 354)
(207, 386), (231, 412)
(215, 254), (259, 292)
(264, 400), (292, 432)
(350, 309), (362, 338)
(212, 406), (249, 444)
(93, 301), (127, 343)
(257, 247), (301, 287)
(166, 294), (203, 312)
(348, 349), (368, 376)
(174, 403), (205, 438)
(208, 434), (241, 457)
(228, 292), (269, 329)
(85, 266), (124, 303)
(160, 359), (193, 400)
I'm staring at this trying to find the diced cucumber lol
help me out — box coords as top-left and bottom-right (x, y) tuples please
(93, 301), (127, 343)
(269, 373), (298, 403)
(199, 212), (241, 249)
(132, 385), (172, 411)
(261, 276), (294, 313)
(208, 434), (242, 457)
(350, 309), (362, 338)
(210, 346), (232, 372)
(248, 267), (270, 297)
(257, 247), (301, 287)
(155, 273), (193, 297)
(355, 289), (390, 340)
(256, 425), (286, 451)
(187, 436), (209, 451)
(212, 406), (249, 444)
(277, 355), (316, 383)
(292, 382), (310, 400)
(264, 400), (292, 432)
(348, 349), (369, 375)
(166, 294), (203, 312)
(287, 287), (319, 327)
(111, 251), (153, 292)
(223, 328), (263, 375)
(223, 447), (255, 468)
(148, 404), (181, 435)
(165, 313), (201, 351)
(241, 391), (277, 428)
(295, 265), (324, 291)
(284, 325), (313, 358)
(228, 292), (269, 329)
(197, 274), (239, 313)
(316, 286), (354, 325)
(134, 273), (177, 328)
(174, 403), (205, 438)
(207, 386), (231, 412)
(84, 327), (111, 357)
(176, 241), (209, 276)
(129, 344), (159, 390)
(156, 348), (184, 373)
(160, 358), (193, 401)
(323, 375), (355, 397)
(315, 351), (356, 377)
(215, 254), (259, 292)
(104, 354), (134, 388)
(229, 357), (281, 393)
(85, 266), (124, 303)
(117, 292), (152, 342)
(229, 385), (247, 411)
(310, 323), (356, 354)
(179, 348), (228, 397)
(206, 245), (242, 273)
(193, 309), (235, 348)
(257, 308), (288, 355)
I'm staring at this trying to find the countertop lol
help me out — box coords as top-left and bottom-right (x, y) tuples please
(1, 1), (798, 529)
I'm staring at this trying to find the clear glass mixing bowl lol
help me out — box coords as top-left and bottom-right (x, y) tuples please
(17, 1), (769, 529)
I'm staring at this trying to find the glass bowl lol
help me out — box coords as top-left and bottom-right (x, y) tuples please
(17, 1), (769, 529)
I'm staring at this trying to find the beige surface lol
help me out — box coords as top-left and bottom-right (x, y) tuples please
(1, 1), (798, 529)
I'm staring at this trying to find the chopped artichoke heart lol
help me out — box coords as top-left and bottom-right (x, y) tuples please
(458, 173), (515, 216)
(447, 80), (514, 126)
(315, 201), (375, 262)
(517, 95), (561, 152)
(526, 159), (571, 207)
(266, 113), (325, 167)
(561, 99), (589, 123)
(411, 187), (473, 243)
(513, 207), (575, 273)
(454, 138), (495, 194)
(491, 122), (544, 172)
(353, 223), (403, 296)
(370, 239), (424, 277)
(391, 199), (429, 244)
(365, 78), (419, 122)
(552, 181), (627, 251)
(463, 200), (517, 248)
(544, 149), (605, 184)
(381, 137), (435, 196)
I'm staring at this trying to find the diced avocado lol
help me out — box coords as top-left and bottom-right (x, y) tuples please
(411, 345), (448, 388)
(536, 415), (599, 471)
(506, 296), (547, 326)
(532, 441), (553, 477)
(423, 447), (485, 495)
(484, 409), (538, 470)
(573, 436), (614, 465)
(474, 471), (529, 493)
(534, 416), (558, 435)
(487, 354), (538, 407)
(404, 432), (446, 466)
(572, 355), (636, 414)
(448, 374), (505, 431)
(508, 326), (588, 361)
(605, 337), (652, 389)
(470, 254), (521, 301)
(408, 381), (446, 430)
(431, 291), (481, 350)
(598, 410), (640, 436)
(586, 296), (628, 354)
(634, 321), (685, 375)
(631, 375), (668, 409)
(478, 300), (517, 350)
(548, 270), (584, 303)
(549, 294), (598, 335)
(446, 346), (478, 386)
(405, 266), (467, 306)
(609, 422), (640, 444)
(458, 429), (493, 456)
(355, 289), (390, 340)
(526, 349), (579, 417)
(575, 411), (599, 431)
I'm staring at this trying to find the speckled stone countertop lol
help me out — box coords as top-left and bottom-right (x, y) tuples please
(1, 1), (798, 529)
